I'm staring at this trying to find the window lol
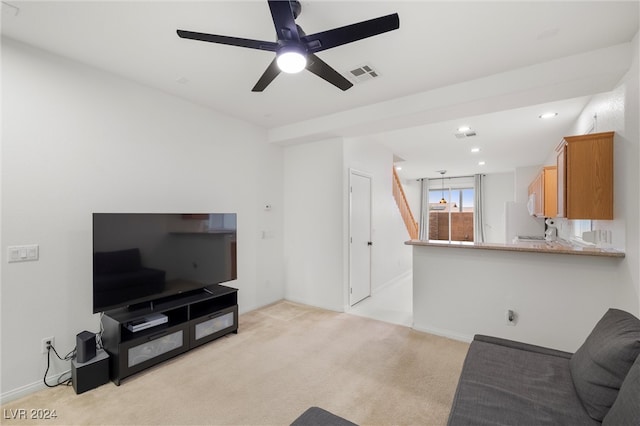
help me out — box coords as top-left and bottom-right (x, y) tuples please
(427, 187), (475, 242)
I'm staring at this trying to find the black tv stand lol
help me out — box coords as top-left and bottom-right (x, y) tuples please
(101, 284), (238, 385)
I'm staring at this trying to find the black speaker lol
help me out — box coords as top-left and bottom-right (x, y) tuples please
(72, 349), (109, 394)
(76, 331), (96, 363)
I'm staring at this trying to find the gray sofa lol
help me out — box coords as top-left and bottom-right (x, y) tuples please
(290, 407), (356, 426)
(448, 308), (640, 425)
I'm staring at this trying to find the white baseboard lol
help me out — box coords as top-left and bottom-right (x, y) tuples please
(283, 295), (344, 313)
(411, 324), (473, 344)
(238, 297), (287, 315)
(1, 370), (70, 405)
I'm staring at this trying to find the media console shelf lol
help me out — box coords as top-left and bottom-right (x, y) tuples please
(101, 283), (238, 385)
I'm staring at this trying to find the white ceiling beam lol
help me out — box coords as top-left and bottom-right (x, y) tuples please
(268, 42), (632, 145)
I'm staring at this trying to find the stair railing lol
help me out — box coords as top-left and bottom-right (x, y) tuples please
(392, 167), (419, 240)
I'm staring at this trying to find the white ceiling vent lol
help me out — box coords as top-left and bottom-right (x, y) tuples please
(455, 130), (477, 138)
(349, 63), (380, 84)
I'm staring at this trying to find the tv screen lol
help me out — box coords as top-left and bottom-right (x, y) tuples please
(92, 213), (237, 313)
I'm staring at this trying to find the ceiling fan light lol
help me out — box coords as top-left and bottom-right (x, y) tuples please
(277, 51), (307, 74)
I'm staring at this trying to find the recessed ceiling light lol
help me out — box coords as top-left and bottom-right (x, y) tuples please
(471, 148), (480, 153)
(478, 161), (486, 166)
(539, 112), (558, 119)
(458, 126), (471, 132)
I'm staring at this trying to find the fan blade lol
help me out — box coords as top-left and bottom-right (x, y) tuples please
(268, 0), (301, 42)
(302, 13), (399, 53)
(306, 54), (353, 91)
(252, 58), (281, 92)
(177, 30), (277, 51)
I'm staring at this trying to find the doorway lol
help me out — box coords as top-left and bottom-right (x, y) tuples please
(349, 169), (372, 306)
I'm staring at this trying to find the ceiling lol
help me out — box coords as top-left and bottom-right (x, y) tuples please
(2, 1), (638, 179)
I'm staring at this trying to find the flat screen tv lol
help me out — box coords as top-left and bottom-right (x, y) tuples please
(92, 213), (237, 313)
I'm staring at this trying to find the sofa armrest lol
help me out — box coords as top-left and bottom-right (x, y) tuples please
(291, 407), (357, 426)
(473, 334), (573, 359)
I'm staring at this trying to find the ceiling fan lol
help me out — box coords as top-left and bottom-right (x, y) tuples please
(177, 0), (399, 92)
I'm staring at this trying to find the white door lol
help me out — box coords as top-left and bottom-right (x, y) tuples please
(349, 170), (372, 306)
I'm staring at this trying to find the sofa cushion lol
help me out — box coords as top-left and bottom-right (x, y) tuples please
(447, 336), (599, 426)
(569, 308), (640, 421)
(602, 354), (640, 426)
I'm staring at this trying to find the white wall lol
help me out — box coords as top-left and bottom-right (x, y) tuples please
(283, 138), (345, 311)
(482, 172), (514, 244)
(1, 39), (284, 400)
(514, 165), (540, 203)
(412, 245), (636, 352)
(344, 138), (412, 292)
(282, 136), (414, 311)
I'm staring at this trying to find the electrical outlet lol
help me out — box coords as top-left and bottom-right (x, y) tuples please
(41, 336), (54, 354)
(505, 310), (516, 326)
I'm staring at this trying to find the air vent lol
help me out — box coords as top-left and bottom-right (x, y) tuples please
(349, 63), (380, 84)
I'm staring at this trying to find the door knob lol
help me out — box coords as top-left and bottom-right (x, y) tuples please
(367, 241), (373, 246)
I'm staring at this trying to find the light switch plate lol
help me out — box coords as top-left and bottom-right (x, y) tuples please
(8, 244), (39, 263)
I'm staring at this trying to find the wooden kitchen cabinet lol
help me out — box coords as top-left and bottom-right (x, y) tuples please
(528, 166), (557, 217)
(556, 131), (614, 219)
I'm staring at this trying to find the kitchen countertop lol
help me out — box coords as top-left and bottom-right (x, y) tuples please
(405, 239), (625, 258)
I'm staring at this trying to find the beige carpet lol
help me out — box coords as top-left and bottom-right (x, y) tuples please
(1, 301), (469, 425)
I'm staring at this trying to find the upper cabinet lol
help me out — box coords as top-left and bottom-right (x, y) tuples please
(556, 131), (614, 220)
(528, 166), (557, 217)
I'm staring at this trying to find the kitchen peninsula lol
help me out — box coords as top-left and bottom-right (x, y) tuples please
(406, 239), (625, 258)
(406, 239), (633, 353)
